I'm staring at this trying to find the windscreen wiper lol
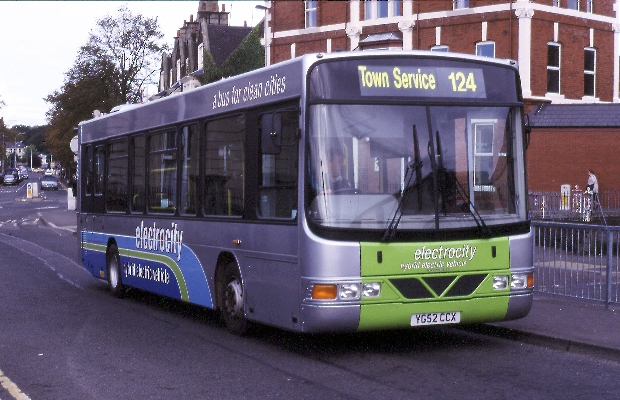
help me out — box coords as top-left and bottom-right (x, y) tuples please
(432, 129), (491, 236)
(382, 125), (422, 242)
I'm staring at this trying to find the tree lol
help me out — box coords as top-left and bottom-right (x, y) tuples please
(84, 5), (167, 103)
(44, 6), (167, 172)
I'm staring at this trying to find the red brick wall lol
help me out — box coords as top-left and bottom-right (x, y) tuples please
(268, 1), (617, 104)
(271, 1), (304, 31)
(527, 128), (620, 192)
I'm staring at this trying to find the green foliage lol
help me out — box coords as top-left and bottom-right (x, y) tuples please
(44, 5), (167, 171)
(198, 23), (265, 86)
(199, 50), (222, 86)
(220, 24), (265, 78)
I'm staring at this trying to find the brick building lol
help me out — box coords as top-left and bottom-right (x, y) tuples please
(527, 103), (620, 192)
(259, 0), (620, 111)
(258, 0), (620, 192)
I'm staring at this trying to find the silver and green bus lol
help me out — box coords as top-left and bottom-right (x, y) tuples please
(78, 51), (533, 334)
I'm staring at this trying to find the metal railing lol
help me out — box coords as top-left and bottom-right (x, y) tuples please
(532, 220), (620, 308)
(529, 189), (620, 223)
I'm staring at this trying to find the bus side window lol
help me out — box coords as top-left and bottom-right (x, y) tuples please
(180, 124), (199, 216)
(106, 139), (128, 212)
(258, 111), (299, 219)
(148, 131), (178, 214)
(204, 115), (245, 216)
(131, 135), (146, 213)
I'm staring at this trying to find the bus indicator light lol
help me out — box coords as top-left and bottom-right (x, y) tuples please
(312, 284), (337, 300)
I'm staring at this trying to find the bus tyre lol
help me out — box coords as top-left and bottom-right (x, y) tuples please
(106, 244), (125, 298)
(219, 262), (248, 335)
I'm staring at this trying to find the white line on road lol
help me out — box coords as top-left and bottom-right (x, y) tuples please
(0, 369), (30, 400)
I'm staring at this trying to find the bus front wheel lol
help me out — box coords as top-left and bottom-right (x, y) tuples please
(219, 262), (248, 335)
(106, 243), (125, 298)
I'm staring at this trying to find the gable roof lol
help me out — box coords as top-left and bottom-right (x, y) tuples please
(528, 103), (620, 128)
(205, 24), (253, 66)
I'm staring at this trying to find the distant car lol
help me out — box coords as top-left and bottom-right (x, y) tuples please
(40, 175), (59, 190)
(3, 168), (20, 185)
(18, 167), (28, 180)
(44, 169), (53, 176)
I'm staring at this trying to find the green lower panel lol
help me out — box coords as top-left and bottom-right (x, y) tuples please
(357, 296), (509, 331)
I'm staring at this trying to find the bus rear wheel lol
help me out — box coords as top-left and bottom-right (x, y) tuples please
(106, 243), (125, 298)
(219, 262), (248, 335)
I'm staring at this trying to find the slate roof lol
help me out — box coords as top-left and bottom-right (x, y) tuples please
(528, 103), (620, 128)
(206, 24), (253, 66)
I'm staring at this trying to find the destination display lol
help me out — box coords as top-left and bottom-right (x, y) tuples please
(308, 57), (519, 103)
(357, 65), (486, 98)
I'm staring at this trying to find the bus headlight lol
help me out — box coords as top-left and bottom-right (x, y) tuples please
(362, 282), (381, 298)
(339, 283), (360, 300)
(511, 273), (534, 289)
(493, 275), (509, 290)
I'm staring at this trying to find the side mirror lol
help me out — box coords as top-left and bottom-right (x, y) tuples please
(261, 113), (282, 155)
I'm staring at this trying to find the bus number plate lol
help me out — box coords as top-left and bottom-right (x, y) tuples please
(411, 311), (460, 326)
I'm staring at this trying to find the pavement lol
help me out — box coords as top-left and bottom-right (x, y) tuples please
(33, 203), (620, 361)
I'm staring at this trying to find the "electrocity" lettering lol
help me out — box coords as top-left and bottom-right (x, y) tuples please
(135, 221), (184, 261)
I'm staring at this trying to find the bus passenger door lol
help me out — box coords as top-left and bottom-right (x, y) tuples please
(244, 107), (300, 329)
(93, 145), (106, 213)
(80, 145), (94, 213)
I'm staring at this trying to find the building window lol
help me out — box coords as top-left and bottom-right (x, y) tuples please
(476, 41), (495, 58)
(586, 0), (593, 13)
(547, 43), (561, 93)
(473, 123), (495, 188)
(431, 45), (449, 52)
(305, 1), (317, 28)
(454, 0), (469, 9)
(554, 0), (579, 9)
(584, 48), (596, 97)
(364, 0), (401, 19)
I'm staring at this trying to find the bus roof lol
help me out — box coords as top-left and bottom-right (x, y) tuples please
(79, 50), (519, 144)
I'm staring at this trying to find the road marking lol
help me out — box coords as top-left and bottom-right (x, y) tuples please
(0, 369), (30, 400)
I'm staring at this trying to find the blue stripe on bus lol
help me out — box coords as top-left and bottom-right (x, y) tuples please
(82, 232), (213, 308)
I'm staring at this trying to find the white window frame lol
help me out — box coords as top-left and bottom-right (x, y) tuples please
(364, 0), (401, 20)
(586, 0), (593, 13)
(305, 1), (317, 28)
(454, 0), (469, 9)
(584, 47), (596, 97)
(553, 0), (580, 9)
(471, 120), (497, 191)
(547, 42), (561, 94)
(476, 41), (495, 58)
(431, 45), (449, 52)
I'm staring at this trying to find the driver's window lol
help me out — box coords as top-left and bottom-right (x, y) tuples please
(258, 111), (299, 219)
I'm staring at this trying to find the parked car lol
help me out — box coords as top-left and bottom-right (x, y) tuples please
(3, 168), (20, 185)
(40, 175), (59, 190)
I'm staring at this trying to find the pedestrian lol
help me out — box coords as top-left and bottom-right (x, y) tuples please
(587, 169), (599, 208)
(68, 173), (77, 197)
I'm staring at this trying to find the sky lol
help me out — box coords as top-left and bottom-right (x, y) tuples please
(0, 1), (264, 128)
